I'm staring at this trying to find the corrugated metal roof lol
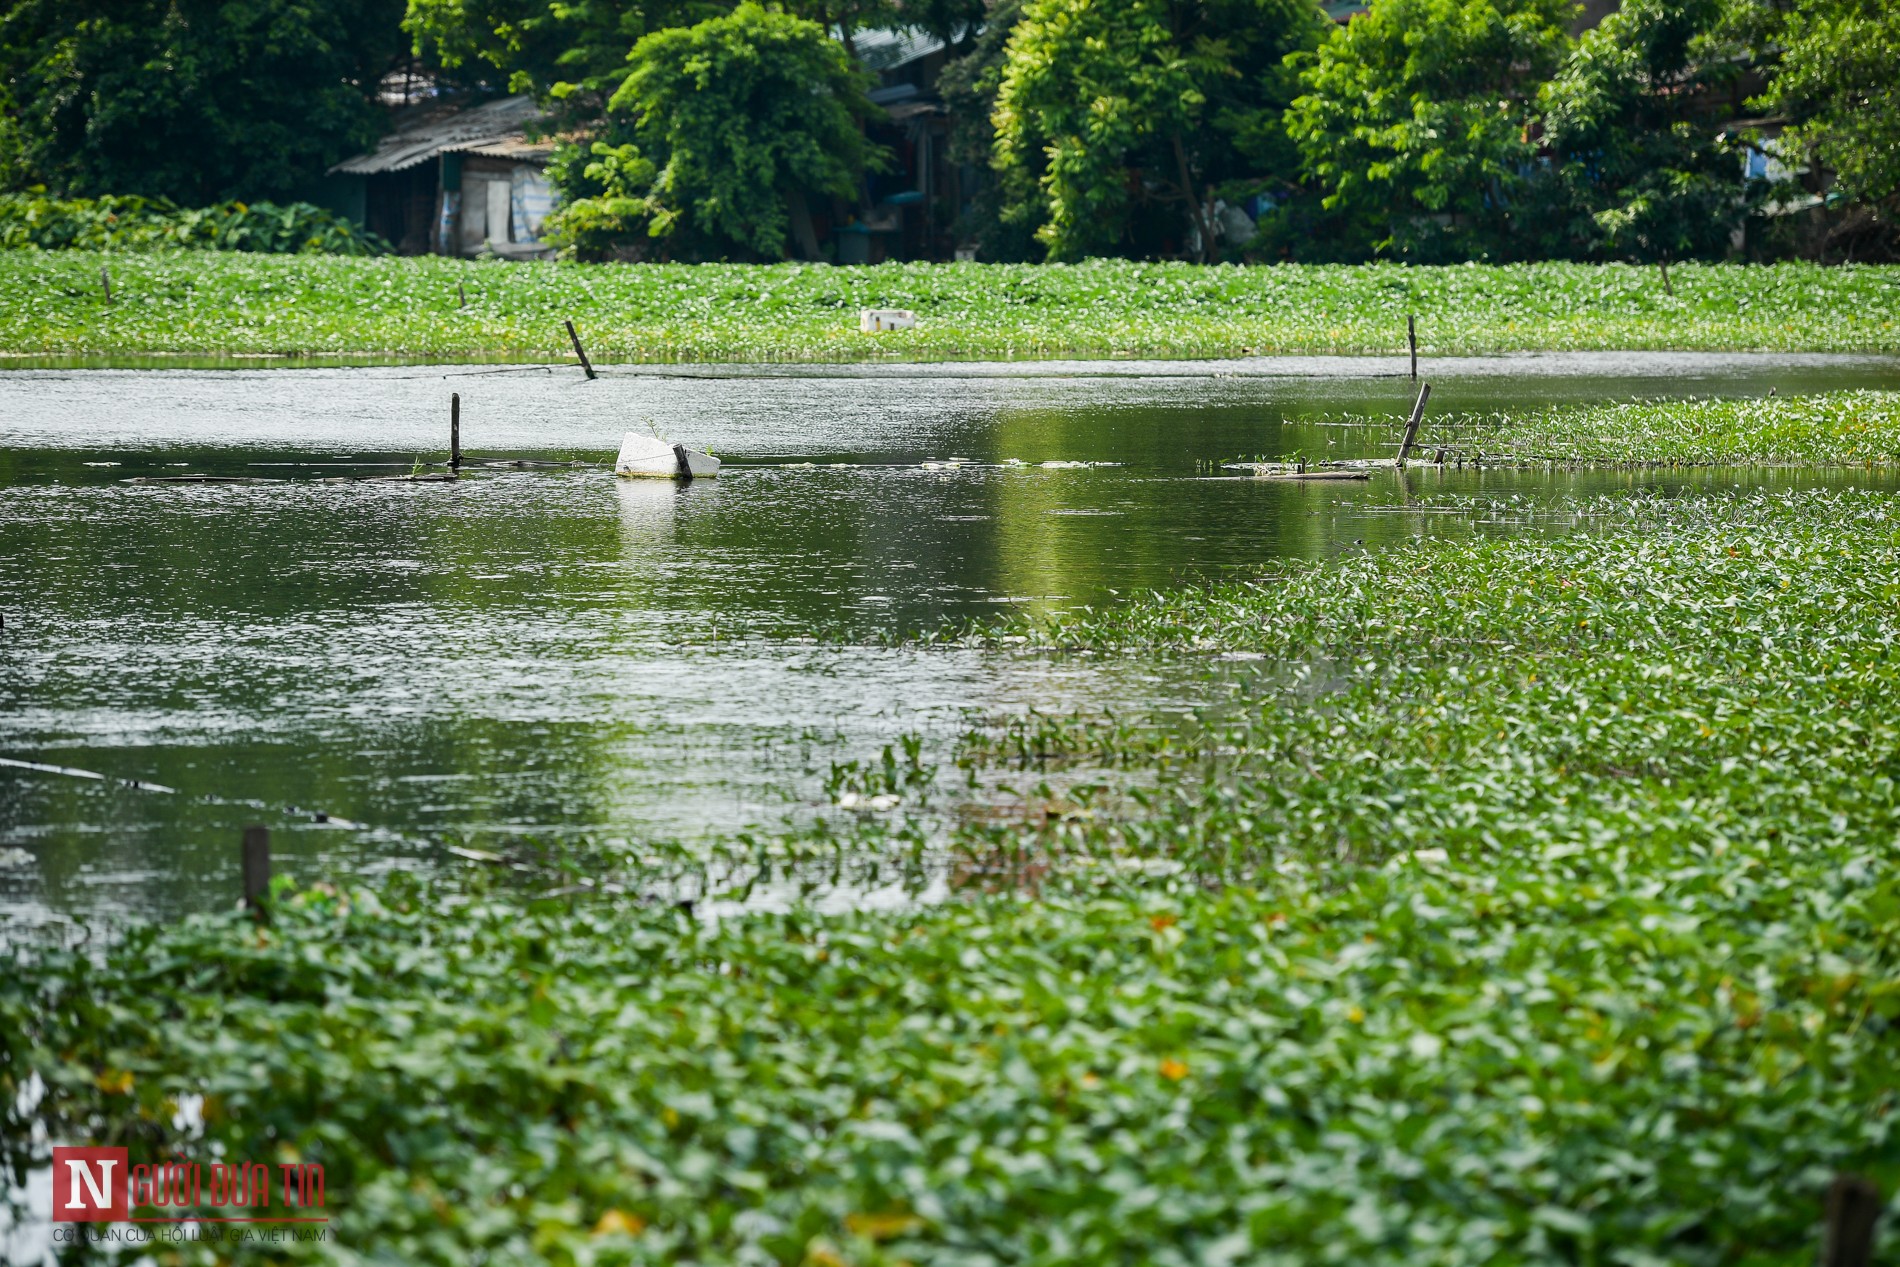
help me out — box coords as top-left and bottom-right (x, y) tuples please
(330, 95), (554, 175)
(851, 27), (946, 72)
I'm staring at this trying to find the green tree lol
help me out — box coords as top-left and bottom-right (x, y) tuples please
(402, 0), (947, 109)
(1541, 0), (1743, 285)
(1754, 0), (1900, 209)
(0, 0), (405, 202)
(940, 0), (1040, 259)
(1285, 0), (1574, 261)
(547, 3), (884, 261)
(403, 0), (722, 108)
(991, 0), (1327, 261)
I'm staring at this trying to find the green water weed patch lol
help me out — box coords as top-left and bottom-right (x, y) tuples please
(6, 488), (1900, 1264)
(3, 253), (1897, 362)
(5, 841), (1898, 1266)
(968, 489), (1900, 883)
(1407, 390), (1900, 467)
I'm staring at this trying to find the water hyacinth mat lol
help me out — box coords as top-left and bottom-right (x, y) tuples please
(5, 253), (1899, 361)
(4, 486), (1899, 1266)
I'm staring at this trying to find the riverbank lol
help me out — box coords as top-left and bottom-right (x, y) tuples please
(4, 252), (1898, 362)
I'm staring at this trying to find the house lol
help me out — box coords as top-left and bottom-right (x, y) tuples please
(837, 28), (965, 263)
(325, 95), (557, 258)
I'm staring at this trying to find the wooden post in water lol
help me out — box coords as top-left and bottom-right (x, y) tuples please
(1395, 381), (1431, 469)
(1408, 314), (1417, 381)
(101, 268), (112, 306)
(450, 393), (462, 473)
(241, 825), (271, 912)
(565, 320), (598, 380)
(1821, 1175), (1881, 1267)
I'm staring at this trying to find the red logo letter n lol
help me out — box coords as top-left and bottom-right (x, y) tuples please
(52, 1147), (128, 1222)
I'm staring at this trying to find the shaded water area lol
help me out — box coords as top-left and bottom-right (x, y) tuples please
(3, 353), (1899, 936)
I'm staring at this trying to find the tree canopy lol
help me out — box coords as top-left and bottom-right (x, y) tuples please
(402, 0), (722, 112)
(4, 0), (1899, 261)
(1540, 0), (1743, 277)
(992, 0), (1326, 260)
(1283, 0), (1573, 261)
(1757, 0), (1900, 208)
(546, 3), (884, 260)
(0, 0), (405, 203)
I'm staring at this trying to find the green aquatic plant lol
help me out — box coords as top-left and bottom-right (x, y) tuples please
(1, 252), (1896, 362)
(1406, 390), (1900, 467)
(7, 488), (1900, 1265)
(967, 488), (1900, 884)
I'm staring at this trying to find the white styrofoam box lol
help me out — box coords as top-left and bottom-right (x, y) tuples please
(859, 309), (917, 333)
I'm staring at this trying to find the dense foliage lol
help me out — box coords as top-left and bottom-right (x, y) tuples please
(1752, 0), (1900, 257)
(1282, 0), (1574, 261)
(0, 195), (389, 255)
(402, 0), (721, 125)
(3, 253), (1897, 361)
(3, 0), (1898, 262)
(544, 4), (884, 261)
(1539, 0), (1745, 281)
(990, 0), (1326, 260)
(0, 0), (406, 204)
(404, 0), (976, 108)
(8, 481), (1900, 1263)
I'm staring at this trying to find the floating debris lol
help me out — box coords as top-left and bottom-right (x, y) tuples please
(835, 791), (901, 811)
(1224, 463), (1370, 481)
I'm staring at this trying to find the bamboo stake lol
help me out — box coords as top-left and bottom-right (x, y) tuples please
(565, 320), (598, 380)
(1395, 381), (1432, 469)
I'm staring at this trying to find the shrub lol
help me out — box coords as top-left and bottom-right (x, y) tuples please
(0, 193), (390, 255)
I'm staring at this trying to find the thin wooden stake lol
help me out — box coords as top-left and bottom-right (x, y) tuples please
(101, 268), (112, 306)
(450, 393), (461, 472)
(1408, 313), (1417, 381)
(457, 282), (467, 309)
(241, 825), (271, 912)
(1821, 1175), (1882, 1267)
(565, 320), (598, 380)
(1395, 381), (1431, 469)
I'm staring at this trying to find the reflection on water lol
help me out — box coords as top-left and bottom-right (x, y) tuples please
(2, 360), (1898, 933)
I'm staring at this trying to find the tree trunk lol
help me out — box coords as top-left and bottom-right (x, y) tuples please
(787, 188), (823, 261)
(1170, 133), (1215, 264)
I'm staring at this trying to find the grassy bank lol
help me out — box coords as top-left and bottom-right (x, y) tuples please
(2, 251), (1898, 362)
(8, 488), (1900, 1264)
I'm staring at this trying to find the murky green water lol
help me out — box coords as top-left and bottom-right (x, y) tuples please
(4, 355), (1898, 935)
